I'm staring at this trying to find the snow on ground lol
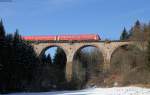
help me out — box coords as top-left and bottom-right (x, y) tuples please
(4, 87), (150, 95)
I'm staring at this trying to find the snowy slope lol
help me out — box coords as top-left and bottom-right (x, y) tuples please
(4, 87), (150, 95)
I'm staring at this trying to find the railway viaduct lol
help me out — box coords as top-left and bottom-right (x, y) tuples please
(31, 40), (146, 82)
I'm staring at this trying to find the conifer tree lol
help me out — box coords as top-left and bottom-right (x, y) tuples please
(13, 29), (22, 45)
(129, 20), (143, 41)
(135, 20), (140, 26)
(134, 20), (141, 32)
(0, 19), (6, 40)
(46, 54), (52, 64)
(41, 54), (47, 64)
(120, 28), (129, 40)
(6, 34), (13, 42)
(128, 27), (133, 39)
(53, 47), (66, 69)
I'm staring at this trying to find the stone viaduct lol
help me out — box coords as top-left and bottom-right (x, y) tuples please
(31, 40), (146, 82)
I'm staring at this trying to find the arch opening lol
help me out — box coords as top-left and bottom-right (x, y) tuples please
(39, 46), (67, 89)
(110, 44), (143, 71)
(110, 44), (146, 85)
(72, 45), (104, 89)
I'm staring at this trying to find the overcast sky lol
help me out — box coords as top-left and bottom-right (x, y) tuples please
(0, 0), (150, 40)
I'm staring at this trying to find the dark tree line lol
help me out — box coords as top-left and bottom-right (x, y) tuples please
(0, 20), (39, 93)
(0, 20), (68, 93)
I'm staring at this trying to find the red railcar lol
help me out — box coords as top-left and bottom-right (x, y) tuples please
(22, 34), (100, 41)
(58, 34), (100, 41)
(23, 36), (57, 41)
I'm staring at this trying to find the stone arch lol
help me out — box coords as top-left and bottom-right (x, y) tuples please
(73, 44), (105, 61)
(110, 43), (141, 64)
(72, 44), (105, 86)
(39, 45), (68, 60)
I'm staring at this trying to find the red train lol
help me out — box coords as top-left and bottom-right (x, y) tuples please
(22, 34), (100, 41)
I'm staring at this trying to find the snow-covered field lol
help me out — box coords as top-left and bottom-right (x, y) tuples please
(4, 87), (150, 95)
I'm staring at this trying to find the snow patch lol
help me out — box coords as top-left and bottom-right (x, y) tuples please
(5, 87), (150, 95)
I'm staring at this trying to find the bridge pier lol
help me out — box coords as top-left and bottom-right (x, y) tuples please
(65, 61), (73, 82)
(103, 53), (111, 71)
(65, 53), (74, 82)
